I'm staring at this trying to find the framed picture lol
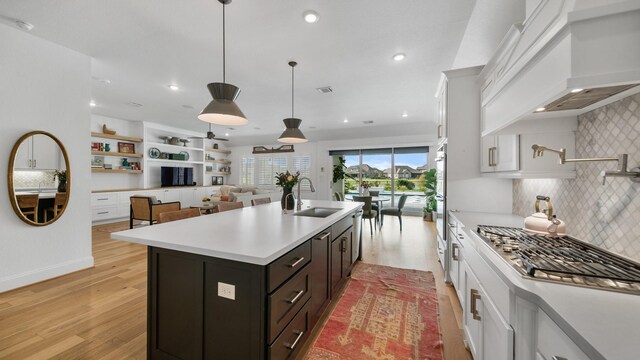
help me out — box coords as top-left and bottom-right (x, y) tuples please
(91, 142), (102, 151)
(91, 156), (104, 168)
(118, 142), (135, 153)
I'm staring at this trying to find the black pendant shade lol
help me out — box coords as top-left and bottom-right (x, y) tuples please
(199, 83), (247, 125)
(198, 0), (248, 126)
(278, 61), (308, 143)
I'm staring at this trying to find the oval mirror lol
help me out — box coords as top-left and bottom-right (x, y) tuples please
(8, 131), (71, 226)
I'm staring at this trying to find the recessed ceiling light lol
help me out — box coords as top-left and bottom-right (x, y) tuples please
(535, 107), (546, 112)
(89, 101), (96, 107)
(168, 84), (180, 91)
(363, 121), (374, 124)
(303, 10), (319, 23)
(224, 132), (230, 137)
(92, 77), (111, 84)
(570, 88), (584, 93)
(316, 86), (333, 94)
(401, 112), (408, 118)
(343, 119), (349, 123)
(15, 20), (34, 31)
(393, 53), (406, 61)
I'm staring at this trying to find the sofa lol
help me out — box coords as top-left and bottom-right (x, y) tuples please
(209, 185), (281, 207)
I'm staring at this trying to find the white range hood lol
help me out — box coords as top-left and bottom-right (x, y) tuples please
(480, 0), (640, 135)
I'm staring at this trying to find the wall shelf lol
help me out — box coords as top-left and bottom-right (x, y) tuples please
(206, 148), (231, 155)
(207, 171), (231, 175)
(147, 142), (204, 152)
(147, 158), (203, 165)
(91, 151), (143, 158)
(92, 168), (143, 174)
(205, 159), (231, 164)
(91, 132), (143, 143)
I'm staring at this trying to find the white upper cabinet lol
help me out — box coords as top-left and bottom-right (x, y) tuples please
(481, 135), (519, 173)
(479, 0), (640, 135)
(15, 137), (32, 170)
(436, 78), (448, 144)
(14, 134), (61, 170)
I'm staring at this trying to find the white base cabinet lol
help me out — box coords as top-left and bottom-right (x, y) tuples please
(463, 264), (514, 360)
(536, 311), (589, 360)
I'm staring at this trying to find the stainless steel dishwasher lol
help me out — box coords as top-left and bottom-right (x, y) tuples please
(352, 209), (363, 262)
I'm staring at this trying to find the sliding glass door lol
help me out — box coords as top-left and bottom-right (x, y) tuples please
(332, 147), (428, 215)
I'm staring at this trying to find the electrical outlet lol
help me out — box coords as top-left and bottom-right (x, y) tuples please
(218, 282), (235, 300)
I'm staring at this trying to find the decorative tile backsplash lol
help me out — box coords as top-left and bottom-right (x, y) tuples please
(513, 93), (640, 262)
(13, 170), (57, 189)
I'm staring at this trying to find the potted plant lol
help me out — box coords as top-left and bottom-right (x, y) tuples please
(54, 170), (67, 193)
(423, 168), (437, 221)
(332, 156), (347, 184)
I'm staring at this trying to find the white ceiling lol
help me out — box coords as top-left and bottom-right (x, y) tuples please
(0, 0), (481, 145)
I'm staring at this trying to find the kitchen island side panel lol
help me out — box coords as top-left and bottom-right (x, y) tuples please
(149, 247), (266, 360)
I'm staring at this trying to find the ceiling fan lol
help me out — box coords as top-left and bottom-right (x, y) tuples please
(189, 124), (229, 141)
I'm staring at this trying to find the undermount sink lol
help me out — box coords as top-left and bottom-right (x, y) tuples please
(293, 207), (342, 218)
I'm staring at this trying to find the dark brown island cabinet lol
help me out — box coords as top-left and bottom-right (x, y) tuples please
(147, 210), (360, 360)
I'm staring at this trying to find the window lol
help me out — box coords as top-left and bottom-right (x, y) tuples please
(239, 157), (255, 186)
(292, 155), (311, 190)
(257, 156), (289, 187)
(241, 154), (313, 189)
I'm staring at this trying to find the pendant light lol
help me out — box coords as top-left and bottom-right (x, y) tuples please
(198, 0), (248, 126)
(278, 61), (308, 143)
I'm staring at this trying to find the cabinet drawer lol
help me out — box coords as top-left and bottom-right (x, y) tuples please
(267, 241), (311, 293)
(331, 214), (353, 240)
(268, 265), (311, 343)
(92, 206), (118, 221)
(537, 310), (589, 360)
(91, 193), (117, 206)
(269, 300), (310, 360)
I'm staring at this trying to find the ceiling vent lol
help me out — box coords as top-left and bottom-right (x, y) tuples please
(363, 120), (374, 124)
(541, 84), (639, 112)
(125, 101), (143, 107)
(316, 86), (333, 94)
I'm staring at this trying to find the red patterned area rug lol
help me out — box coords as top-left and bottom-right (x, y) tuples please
(306, 263), (443, 360)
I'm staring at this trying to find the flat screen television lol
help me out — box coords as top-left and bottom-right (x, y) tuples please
(161, 166), (194, 187)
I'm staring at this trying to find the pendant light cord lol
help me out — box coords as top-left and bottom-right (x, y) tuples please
(222, 3), (226, 83)
(291, 65), (294, 117)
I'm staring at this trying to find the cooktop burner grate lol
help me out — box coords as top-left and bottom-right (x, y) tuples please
(476, 225), (640, 294)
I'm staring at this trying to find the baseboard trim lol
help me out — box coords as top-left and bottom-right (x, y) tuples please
(0, 256), (94, 293)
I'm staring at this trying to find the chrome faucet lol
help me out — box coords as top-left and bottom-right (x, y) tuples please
(282, 193), (295, 215)
(296, 177), (316, 211)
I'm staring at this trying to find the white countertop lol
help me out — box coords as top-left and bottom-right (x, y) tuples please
(111, 200), (362, 265)
(449, 211), (640, 360)
(14, 189), (58, 199)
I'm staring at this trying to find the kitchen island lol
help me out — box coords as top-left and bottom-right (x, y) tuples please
(112, 200), (362, 360)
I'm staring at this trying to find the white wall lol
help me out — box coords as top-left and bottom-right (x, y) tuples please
(0, 24), (93, 292)
(228, 134), (432, 202)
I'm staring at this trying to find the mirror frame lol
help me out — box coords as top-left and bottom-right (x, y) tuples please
(8, 131), (71, 226)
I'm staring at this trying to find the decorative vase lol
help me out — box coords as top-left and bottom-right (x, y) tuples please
(104, 143), (111, 152)
(57, 182), (67, 193)
(281, 187), (294, 210)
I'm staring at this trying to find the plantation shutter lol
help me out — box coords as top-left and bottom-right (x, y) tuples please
(257, 156), (289, 187)
(291, 155), (312, 190)
(239, 157), (255, 186)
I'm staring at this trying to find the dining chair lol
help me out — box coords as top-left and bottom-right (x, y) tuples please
(333, 192), (344, 201)
(380, 194), (408, 232)
(214, 202), (244, 213)
(368, 190), (380, 196)
(44, 192), (67, 222)
(17, 194), (39, 223)
(130, 196), (181, 229)
(352, 196), (377, 235)
(251, 197), (271, 206)
(158, 208), (201, 224)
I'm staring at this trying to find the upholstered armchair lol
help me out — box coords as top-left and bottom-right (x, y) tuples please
(129, 196), (181, 229)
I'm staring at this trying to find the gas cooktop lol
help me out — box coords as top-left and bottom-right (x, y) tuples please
(477, 225), (640, 295)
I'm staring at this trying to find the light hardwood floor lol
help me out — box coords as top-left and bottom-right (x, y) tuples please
(0, 217), (471, 359)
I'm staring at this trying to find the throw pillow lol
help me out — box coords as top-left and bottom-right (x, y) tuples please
(220, 195), (229, 201)
(229, 192), (244, 202)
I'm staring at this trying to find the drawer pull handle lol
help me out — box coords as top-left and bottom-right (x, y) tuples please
(288, 257), (305, 268)
(314, 232), (330, 241)
(286, 290), (305, 304)
(97, 212), (109, 215)
(97, 198), (109, 201)
(551, 357), (568, 360)
(470, 289), (481, 321)
(452, 243), (459, 261)
(285, 331), (304, 350)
